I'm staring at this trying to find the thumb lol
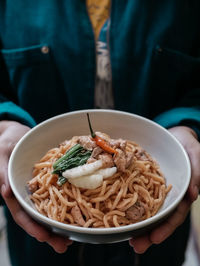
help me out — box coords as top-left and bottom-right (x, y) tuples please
(0, 158), (13, 199)
(1, 180), (13, 199)
(185, 144), (200, 202)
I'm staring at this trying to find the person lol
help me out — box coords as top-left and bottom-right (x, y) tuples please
(0, 1), (200, 265)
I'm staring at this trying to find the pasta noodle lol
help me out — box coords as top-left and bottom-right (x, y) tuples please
(28, 136), (172, 228)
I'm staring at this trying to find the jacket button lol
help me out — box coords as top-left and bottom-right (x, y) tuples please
(41, 46), (49, 54)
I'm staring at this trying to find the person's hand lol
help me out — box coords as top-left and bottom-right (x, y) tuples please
(0, 120), (73, 253)
(129, 126), (200, 253)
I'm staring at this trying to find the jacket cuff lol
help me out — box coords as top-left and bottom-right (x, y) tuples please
(154, 107), (200, 140)
(0, 101), (36, 127)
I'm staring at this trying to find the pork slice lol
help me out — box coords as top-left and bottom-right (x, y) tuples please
(125, 202), (145, 222)
(77, 136), (97, 151)
(109, 138), (127, 151)
(126, 151), (134, 168)
(91, 146), (103, 158)
(113, 149), (127, 172)
(135, 149), (149, 161)
(71, 205), (85, 226)
(98, 153), (115, 168)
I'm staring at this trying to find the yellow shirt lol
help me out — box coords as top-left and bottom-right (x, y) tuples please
(86, 0), (114, 109)
(86, 0), (111, 40)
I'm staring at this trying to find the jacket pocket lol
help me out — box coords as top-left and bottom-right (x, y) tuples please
(0, 44), (68, 123)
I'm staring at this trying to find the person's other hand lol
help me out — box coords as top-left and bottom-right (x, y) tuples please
(129, 126), (200, 253)
(0, 121), (73, 253)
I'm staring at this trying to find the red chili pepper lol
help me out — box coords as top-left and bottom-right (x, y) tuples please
(87, 113), (118, 154)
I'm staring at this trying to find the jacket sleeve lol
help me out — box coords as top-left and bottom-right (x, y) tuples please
(0, 54), (36, 206)
(0, 99), (36, 128)
(154, 88), (200, 139)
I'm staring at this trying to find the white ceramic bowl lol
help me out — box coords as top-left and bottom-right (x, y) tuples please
(8, 109), (191, 243)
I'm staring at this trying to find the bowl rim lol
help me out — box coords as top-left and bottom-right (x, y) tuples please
(8, 109), (191, 235)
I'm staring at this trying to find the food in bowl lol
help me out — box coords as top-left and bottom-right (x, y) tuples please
(28, 114), (172, 228)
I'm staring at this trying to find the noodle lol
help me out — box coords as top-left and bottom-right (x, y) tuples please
(28, 137), (171, 228)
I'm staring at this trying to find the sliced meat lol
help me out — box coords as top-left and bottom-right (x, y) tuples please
(77, 136), (97, 151)
(113, 148), (127, 172)
(91, 146), (103, 158)
(87, 147), (103, 164)
(135, 149), (149, 161)
(98, 153), (115, 168)
(125, 202), (145, 222)
(71, 205), (85, 226)
(125, 151), (134, 168)
(109, 138), (127, 151)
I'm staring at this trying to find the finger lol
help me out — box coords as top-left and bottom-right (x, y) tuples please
(1, 175), (13, 198)
(0, 122), (30, 157)
(186, 143), (200, 202)
(2, 189), (72, 253)
(129, 234), (152, 254)
(150, 198), (190, 244)
(2, 188), (51, 239)
(0, 155), (12, 198)
(47, 234), (73, 253)
(0, 121), (11, 134)
(168, 127), (200, 201)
